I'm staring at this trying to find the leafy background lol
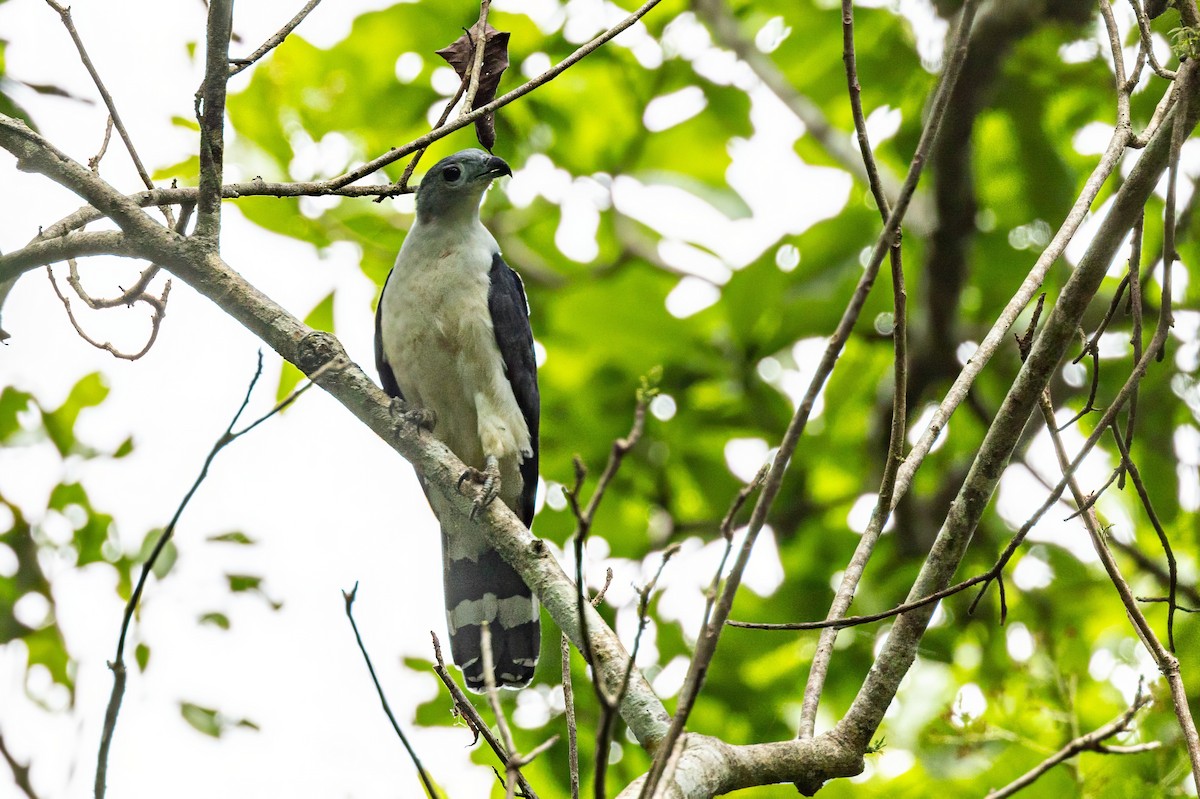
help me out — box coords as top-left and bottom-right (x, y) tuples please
(1, 0), (1198, 796)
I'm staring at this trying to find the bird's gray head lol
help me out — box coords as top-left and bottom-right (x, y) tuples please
(414, 149), (512, 223)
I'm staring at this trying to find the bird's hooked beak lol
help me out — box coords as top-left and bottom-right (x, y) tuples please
(483, 155), (512, 180)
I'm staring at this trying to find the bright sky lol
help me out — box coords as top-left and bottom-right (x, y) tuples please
(0, 2), (831, 796)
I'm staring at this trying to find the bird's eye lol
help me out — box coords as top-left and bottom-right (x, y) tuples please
(443, 165), (462, 182)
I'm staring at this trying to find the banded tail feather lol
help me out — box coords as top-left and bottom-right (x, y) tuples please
(443, 534), (540, 690)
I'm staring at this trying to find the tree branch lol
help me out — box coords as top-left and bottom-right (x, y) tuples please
(638, 3), (982, 792)
(228, 0), (323, 78)
(836, 59), (1200, 754)
(196, 0), (235, 241)
(798, 0), (910, 739)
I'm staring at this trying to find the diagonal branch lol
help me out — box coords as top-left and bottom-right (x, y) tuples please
(0, 113), (676, 750)
(228, 0), (324, 78)
(637, 3), (983, 793)
(836, 58), (1200, 755)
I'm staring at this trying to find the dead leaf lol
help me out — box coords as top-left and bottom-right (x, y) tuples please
(435, 21), (510, 151)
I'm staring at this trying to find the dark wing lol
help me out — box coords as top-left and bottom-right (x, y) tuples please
(487, 252), (540, 527)
(374, 271), (404, 399)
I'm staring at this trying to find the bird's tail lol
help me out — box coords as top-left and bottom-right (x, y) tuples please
(442, 530), (540, 691)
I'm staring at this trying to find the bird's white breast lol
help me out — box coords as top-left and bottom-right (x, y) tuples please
(379, 219), (531, 484)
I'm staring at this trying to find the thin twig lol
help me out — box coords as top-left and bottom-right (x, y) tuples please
(639, 3), (982, 793)
(228, 0), (324, 77)
(459, 0), (492, 121)
(1127, 0), (1177, 82)
(566, 380), (655, 716)
(1036, 390), (1200, 793)
(342, 583), (439, 798)
(1120, 213), (1145, 489)
(983, 691), (1154, 799)
(479, 621), (518, 799)
(46, 263), (170, 361)
(41, 0), (172, 227)
(95, 352), (335, 799)
(430, 633), (539, 799)
(798, 0), (910, 739)
(561, 633), (580, 799)
(88, 116), (113, 173)
(1110, 421), (1179, 650)
(594, 545), (679, 799)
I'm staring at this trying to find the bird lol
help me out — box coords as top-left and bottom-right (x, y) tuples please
(374, 149), (540, 691)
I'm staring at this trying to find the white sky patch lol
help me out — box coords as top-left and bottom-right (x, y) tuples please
(847, 493), (893, 534)
(556, 198), (601, 262)
(650, 394), (677, 421)
(644, 86), (708, 132)
(14, 592), (51, 629)
(661, 12), (712, 60)
(951, 683), (988, 727)
(776, 243), (800, 272)
(1089, 647), (1116, 681)
(665, 276), (721, 317)
(907, 403), (948, 453)
(1062, 361), (1088, 388)
(430, 65), (462, 95)
(393, 52), (423, 83)
(997, 466), (1097, 563)
(495, 0), (565, 35)
(755, 17), (792, 53)
(655, 528), (783, 640)
(864, 105), (902, 146)
(651, 655), (690, 698)
(896, 0), (948, 70)
(521, 51), (553, 80)
(658, 240), (733, 284)
(513, 686), (553, 729)
(877, 748), (916, 780)
(1073, 121), (1114, 155)
(724, 437), (770, 483)
(1012, 552), (1054, 591)
(1006, 623), (1035, 663)
(776, 337), (832, 414)
(620, 607), (660, 667)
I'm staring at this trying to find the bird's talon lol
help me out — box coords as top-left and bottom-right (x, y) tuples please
(389, 398), (436, 432)
(459, 456), (502, 518)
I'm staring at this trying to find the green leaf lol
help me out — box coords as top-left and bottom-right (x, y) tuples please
(180, 702), (222, 737)
(199, 612), (231, 630)
(135, 642), (150, 673)
(0, 386), (33, 444)
(41, 372), (108, 456)
(207, 531), (256, 545)
(226, 574), (262, 593)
